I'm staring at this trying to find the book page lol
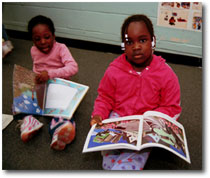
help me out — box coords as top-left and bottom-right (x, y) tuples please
(43, 78), (89, 119)
(141, 111), (191, 163)
(45, 83), (77, 110)
(83, 115), (143, 153)
(2, 114), (14, 130)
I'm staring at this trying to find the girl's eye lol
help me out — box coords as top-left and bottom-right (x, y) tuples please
(125, 40), (133, 45)
(33, 37), (40, 42)
(44, 35), (50, 39)
(139, 39), (147, 43)
(125, 39), (148, 46)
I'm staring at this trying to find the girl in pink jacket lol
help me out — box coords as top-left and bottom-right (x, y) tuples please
(90, 14), (181, 170)
(19, 15), (78, 151)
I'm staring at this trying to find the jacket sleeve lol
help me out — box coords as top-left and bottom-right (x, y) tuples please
(154, 70), (182, 120)
(48, 45), (78, 79)
(92, 69), (116, 120)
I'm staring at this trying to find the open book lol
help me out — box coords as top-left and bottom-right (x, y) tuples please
(12, 65), (89, 119)
(83, 111), (191, 163)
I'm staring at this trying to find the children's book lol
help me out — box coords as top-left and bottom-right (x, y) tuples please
(83, 111), (191, 164)
(12, 65), (89, 120)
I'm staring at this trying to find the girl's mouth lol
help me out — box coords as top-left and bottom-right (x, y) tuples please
(41, 47), (50, 53)
(133, 53), (143, 59)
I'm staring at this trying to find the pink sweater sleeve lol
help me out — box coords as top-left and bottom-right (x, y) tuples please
(92, 70), (115, 120)
(154, 70), (181, 120)
(47, 45), (78, 79)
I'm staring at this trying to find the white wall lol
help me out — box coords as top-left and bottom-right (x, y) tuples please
(2, 2), (202, 58)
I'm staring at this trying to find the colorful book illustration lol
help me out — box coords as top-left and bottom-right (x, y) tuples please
(83, 111), (191, 164)
(12, 65), (89, 119)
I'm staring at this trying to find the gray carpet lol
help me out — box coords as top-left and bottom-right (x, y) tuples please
(2, 37), (202, 170)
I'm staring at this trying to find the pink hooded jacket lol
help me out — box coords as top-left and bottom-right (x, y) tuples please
(92, 53), (181, 120)
(31, 42), (78, 79)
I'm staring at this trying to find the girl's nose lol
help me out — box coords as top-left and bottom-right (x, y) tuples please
(40, 38), (46, 44)
(133, 42), (141, 50)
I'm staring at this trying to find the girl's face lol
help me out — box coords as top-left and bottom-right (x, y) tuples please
(124, 21), (153, 71)
(32, 24), (55, 54)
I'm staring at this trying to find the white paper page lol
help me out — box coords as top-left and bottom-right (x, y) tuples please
(2, 114), (14, 130)
(45, 83), (77, 110)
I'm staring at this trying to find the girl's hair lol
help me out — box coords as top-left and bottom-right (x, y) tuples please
(28, 15), (55, 37)
(121, 14), (154, 42)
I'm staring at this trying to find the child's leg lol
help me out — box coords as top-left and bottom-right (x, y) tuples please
(102, 149), (150, 170)
(19, 115), (43, 142)
(49, 117), (75, 150)
(101, 111), (150, 170)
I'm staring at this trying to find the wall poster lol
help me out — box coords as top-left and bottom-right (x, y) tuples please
(157, 2), (202, 31)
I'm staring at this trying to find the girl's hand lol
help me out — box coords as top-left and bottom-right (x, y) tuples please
(35, 71), (49, 84)
(90, 115), (103, 126)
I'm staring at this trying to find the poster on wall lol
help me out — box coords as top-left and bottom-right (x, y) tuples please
(157, 2), (202, 32)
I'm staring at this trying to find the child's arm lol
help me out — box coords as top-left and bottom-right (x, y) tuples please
(47, 44), (78, 79)
(154, 71), (181, 120)
(92, 69), (116, 120)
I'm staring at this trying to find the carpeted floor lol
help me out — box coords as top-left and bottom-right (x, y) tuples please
(2, 36), (202, 170)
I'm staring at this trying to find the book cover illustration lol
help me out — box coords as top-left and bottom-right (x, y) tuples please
(13, 65), (89, 119)
(13, 65), (44, 115)
(142, 115), (187, 159)
(87, 119), (140, 149)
